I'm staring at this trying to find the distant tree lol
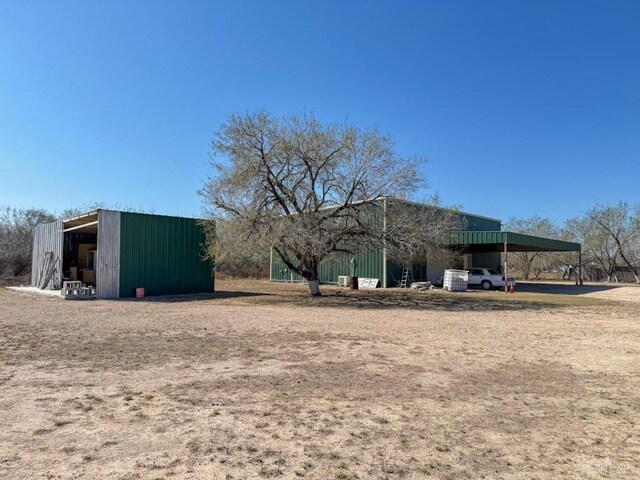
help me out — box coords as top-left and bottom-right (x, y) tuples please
(586, 202), (640, 283)
(200, 111), (459, 295)
(201, 218), (270, 279)
(504, 215), (559, 280)
(58, 202), (149, 219)
(0, 206), (56, 281)
(565, 209), (620, 282)
(554, 228), (585, 280)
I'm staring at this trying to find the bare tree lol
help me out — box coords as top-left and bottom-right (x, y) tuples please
(504, 216), (559, 280)
(565, 210), (621, 282)
(200, 218), (270, 279)
(200, 111), (454, 295)
(587, 203), (640, 283)
(59, 202), (151, 219)
(383, 197), (465, 263)
(0, 207), (56, 282)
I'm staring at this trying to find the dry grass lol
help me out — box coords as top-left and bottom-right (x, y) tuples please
(0, 279), (639, 479)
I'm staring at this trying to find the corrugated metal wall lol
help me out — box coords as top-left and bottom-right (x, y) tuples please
(118, 212), (214, 297)
(96, 210), (121, 299)
(31, 220), (64, 289)
(386, 256), (430, 287)
(472, 252), (502, 270)
(460, 213), (501, 231)
(320, 249), (384, 283)
(268, 201), (505, 288)
(270, 249), (384, 285)
(271, 253), (304, 282)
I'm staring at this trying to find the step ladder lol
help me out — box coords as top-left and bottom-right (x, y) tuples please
(400, 266), (414, 288)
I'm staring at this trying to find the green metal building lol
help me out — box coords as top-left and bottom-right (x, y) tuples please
(270, 199), (581, 288)
(31, 210), (214, 298)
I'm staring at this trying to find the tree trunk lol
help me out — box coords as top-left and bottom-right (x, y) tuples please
(617, 252), (640, 283)
(522, 254), (531, 280)
(308, 280), (321, 296)
(305, 265), (321, 296)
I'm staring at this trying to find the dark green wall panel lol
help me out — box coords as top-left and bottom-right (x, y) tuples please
(459, 213), (501, 231)
(271, 248), (384, 285)
(119, 213), (214, 297)
(472, 252), (502, 270)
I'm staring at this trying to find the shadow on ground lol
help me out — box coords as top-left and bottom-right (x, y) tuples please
(128, 291), (273, 303)
(245, 289), (567, 312)
(515, 282), (621, 295)
(108, 281), (616, 310)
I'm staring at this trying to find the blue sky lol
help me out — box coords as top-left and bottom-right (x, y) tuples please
(1, 0), (638, 224)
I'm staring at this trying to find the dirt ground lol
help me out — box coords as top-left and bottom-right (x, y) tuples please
(1, 280), (639, 479)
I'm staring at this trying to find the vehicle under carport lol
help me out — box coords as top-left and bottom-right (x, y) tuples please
(447, 231), (582, 292)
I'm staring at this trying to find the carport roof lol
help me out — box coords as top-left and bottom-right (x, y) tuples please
(447, 231), (581, 252)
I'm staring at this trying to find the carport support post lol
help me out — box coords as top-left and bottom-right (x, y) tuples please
(579, 248), (583, 286)
(504, 241), (509, 293)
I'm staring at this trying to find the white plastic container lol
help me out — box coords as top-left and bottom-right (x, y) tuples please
(443, 269), (469, 292)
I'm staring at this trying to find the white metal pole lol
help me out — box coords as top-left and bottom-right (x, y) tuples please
(504, 241), (508, 293)
(382, 198), (387, 288)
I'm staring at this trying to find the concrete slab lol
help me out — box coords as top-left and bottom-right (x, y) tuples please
(5, 286), (62, 298)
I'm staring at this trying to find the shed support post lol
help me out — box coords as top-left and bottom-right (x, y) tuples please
(504, 242), (509, 293)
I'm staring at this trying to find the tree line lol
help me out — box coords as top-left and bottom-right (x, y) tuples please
(505, 203), (640, 283)
(0, 207), (56, 284)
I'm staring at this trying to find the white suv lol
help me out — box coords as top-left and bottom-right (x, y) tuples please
(467, 268), (515, 290)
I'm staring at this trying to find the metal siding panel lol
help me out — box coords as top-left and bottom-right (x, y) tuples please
(270, 252), (290, 281)
(447, 231), (580, 252)
(31, 220), (63, 289)
(173, 219), (179, 292)
(271, 249), (384, 285)
(31, 225), (44, 286)
(164, 218), (170, 294)
(472, 252), (502, 270)
(385, 254), (430, 287)
(96, 210), (121, 299)
(176, 219), (183, 293)
(386, 258), (404, 287)
(176, 218), (183, 293)
(183, 218), (190, 293)
(182, 220), (188, 292)
(119, 212), (214, 297)
(462, 214), (502, 231)
(30, 226), (41, 286)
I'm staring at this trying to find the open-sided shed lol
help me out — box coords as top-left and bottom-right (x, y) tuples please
(447, 230), (582, 289)
(31, 210), (214, 298)
(447, 231), (581, 253)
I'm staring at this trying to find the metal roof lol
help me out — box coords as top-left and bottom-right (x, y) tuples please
(59, 209), (209, 234)
(447, 231), (581, 252)
(315, 197), (503, 223)
(382, 197), (502, 223)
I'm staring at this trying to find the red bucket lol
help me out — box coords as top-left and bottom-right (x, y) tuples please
(136, 288), (145, 298)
